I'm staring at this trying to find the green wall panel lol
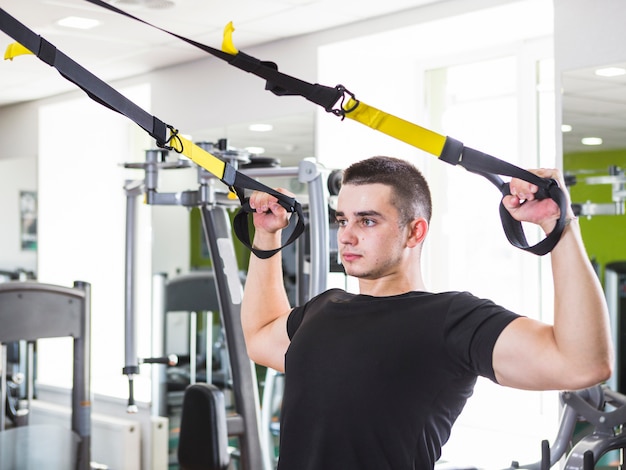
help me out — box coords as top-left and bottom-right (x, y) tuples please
(564, 148), (626, 282)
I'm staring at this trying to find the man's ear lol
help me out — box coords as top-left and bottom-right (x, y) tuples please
(407, 218), (429, 248)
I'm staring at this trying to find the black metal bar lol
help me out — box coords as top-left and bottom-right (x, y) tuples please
(540, 440), (550, 470)
(200, 205), (265, 470)
(583, 450), (594, 470)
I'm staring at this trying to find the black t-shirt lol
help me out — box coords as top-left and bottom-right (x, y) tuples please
(278, 289), (520, 470)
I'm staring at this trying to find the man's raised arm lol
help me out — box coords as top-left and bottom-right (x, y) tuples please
(240, 189), (294, 372)
(494, 169), (614, 390)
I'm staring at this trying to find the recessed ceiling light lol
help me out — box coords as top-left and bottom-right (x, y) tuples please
(595, 67), (626, 77)
(581, 137), (603, 146)
(249, 123), (273, 132)
(561, 124), (572, 132)
(245, 146), (265, 155)
(113, 0), (177, 9)
(56, 16), (100, 30)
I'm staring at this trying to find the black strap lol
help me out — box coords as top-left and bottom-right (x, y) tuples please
(229, 172), (306, 259)
(0, 6), (304, 258)
(441, 138), (568, 256)
(84, 0), (344, 112)
(0, 10), (169, 145)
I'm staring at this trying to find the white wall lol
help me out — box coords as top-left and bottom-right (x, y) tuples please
(36, 84), (155, 401)
(553, 0), (626, 163)
(0, 102), (39, 273)
(554, 0), (626, 72)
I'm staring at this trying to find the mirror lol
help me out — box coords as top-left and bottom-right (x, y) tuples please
(149, 111), (317, 275)
(562, 61), (626, 217)
(561, 62), (626, 265)
(561, 62), (626, 154)
(190, 112), (316, 168)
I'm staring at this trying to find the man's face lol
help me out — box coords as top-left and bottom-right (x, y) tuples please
(335, 183), (411, 280)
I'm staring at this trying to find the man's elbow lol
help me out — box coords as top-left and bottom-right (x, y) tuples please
(571, 356), (613, 390)
(590, 360), (613, 386)
(596, 344), (616, 385)
(243, 334), (263, 364)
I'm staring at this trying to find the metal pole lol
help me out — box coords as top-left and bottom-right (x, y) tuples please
(123, 180), (143, 413)
(0, 343), (6, 432)
(298, 159), (329, 297)
(206, 311), (213, 386)
(200, 205), (267, 470)
(189, 311), (197, 385)
(72, 280), (91, 470)
(151, 273), (168, 417)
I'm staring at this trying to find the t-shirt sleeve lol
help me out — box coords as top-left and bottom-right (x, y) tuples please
(286, 289), (344, 340)
(444, 292), (521, 383)
(287, 305), (305, 339)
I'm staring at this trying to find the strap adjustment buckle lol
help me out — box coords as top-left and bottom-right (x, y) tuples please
(331, 85), (359, 120)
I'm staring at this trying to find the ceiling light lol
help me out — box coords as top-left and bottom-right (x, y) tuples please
(595, 67), (626, 77)
(56, 16), (100, 30)
(249, 123), (273, 132)
(581, 137), (603, 146)
(245, 146), (265, 155)
(110, 0), (177, 9)
(561, 124), (572, 132)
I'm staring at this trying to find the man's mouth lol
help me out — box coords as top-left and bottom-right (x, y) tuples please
(341, 252), (361, 262)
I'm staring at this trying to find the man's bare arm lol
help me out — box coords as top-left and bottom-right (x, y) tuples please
(493, 169), (613, 390)
(240, 190), (293, 372)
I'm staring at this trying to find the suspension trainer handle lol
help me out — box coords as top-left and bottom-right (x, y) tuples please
(233, 199), (306, 260)
(229, 171), (306, 259)
(442, 140), (569, 256)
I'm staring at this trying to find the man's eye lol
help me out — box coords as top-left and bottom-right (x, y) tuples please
(362, 219), (375, 227)
(336, 219), (347, 227)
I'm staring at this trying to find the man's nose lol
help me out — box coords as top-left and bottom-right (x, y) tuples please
(338, 222), (356, 245)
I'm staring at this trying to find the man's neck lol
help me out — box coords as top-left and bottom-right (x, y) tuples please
(358, 273), (426, 297)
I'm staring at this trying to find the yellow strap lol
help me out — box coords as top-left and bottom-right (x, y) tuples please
(221, 22), (238, 55)
(4, 42), (33, 60)
(170, 134), (227, 180)
(343, 98), (447, 158)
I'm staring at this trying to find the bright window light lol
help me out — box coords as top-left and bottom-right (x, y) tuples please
(57, 16), (100, 30)
(561, 124), (572, 132)
(582, 137), (603, 146)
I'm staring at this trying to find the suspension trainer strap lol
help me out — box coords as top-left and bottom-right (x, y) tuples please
(0, 7), (304, 258)
(83, 0), (345, 112)
(82, 1), (568, 255)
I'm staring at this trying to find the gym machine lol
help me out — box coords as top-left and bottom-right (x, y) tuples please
(567, 166), (626, 218)
(122, 141), (333, 469)
(0, 280), (92, 470)
(605, 262), (626, 396)
(505, 384), (626, 469)
(0, 269), (36, 428)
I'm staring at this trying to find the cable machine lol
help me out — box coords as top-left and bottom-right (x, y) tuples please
(122, 142), (333, 469)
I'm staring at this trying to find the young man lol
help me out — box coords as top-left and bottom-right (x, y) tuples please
(241, 156), (613, 470)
